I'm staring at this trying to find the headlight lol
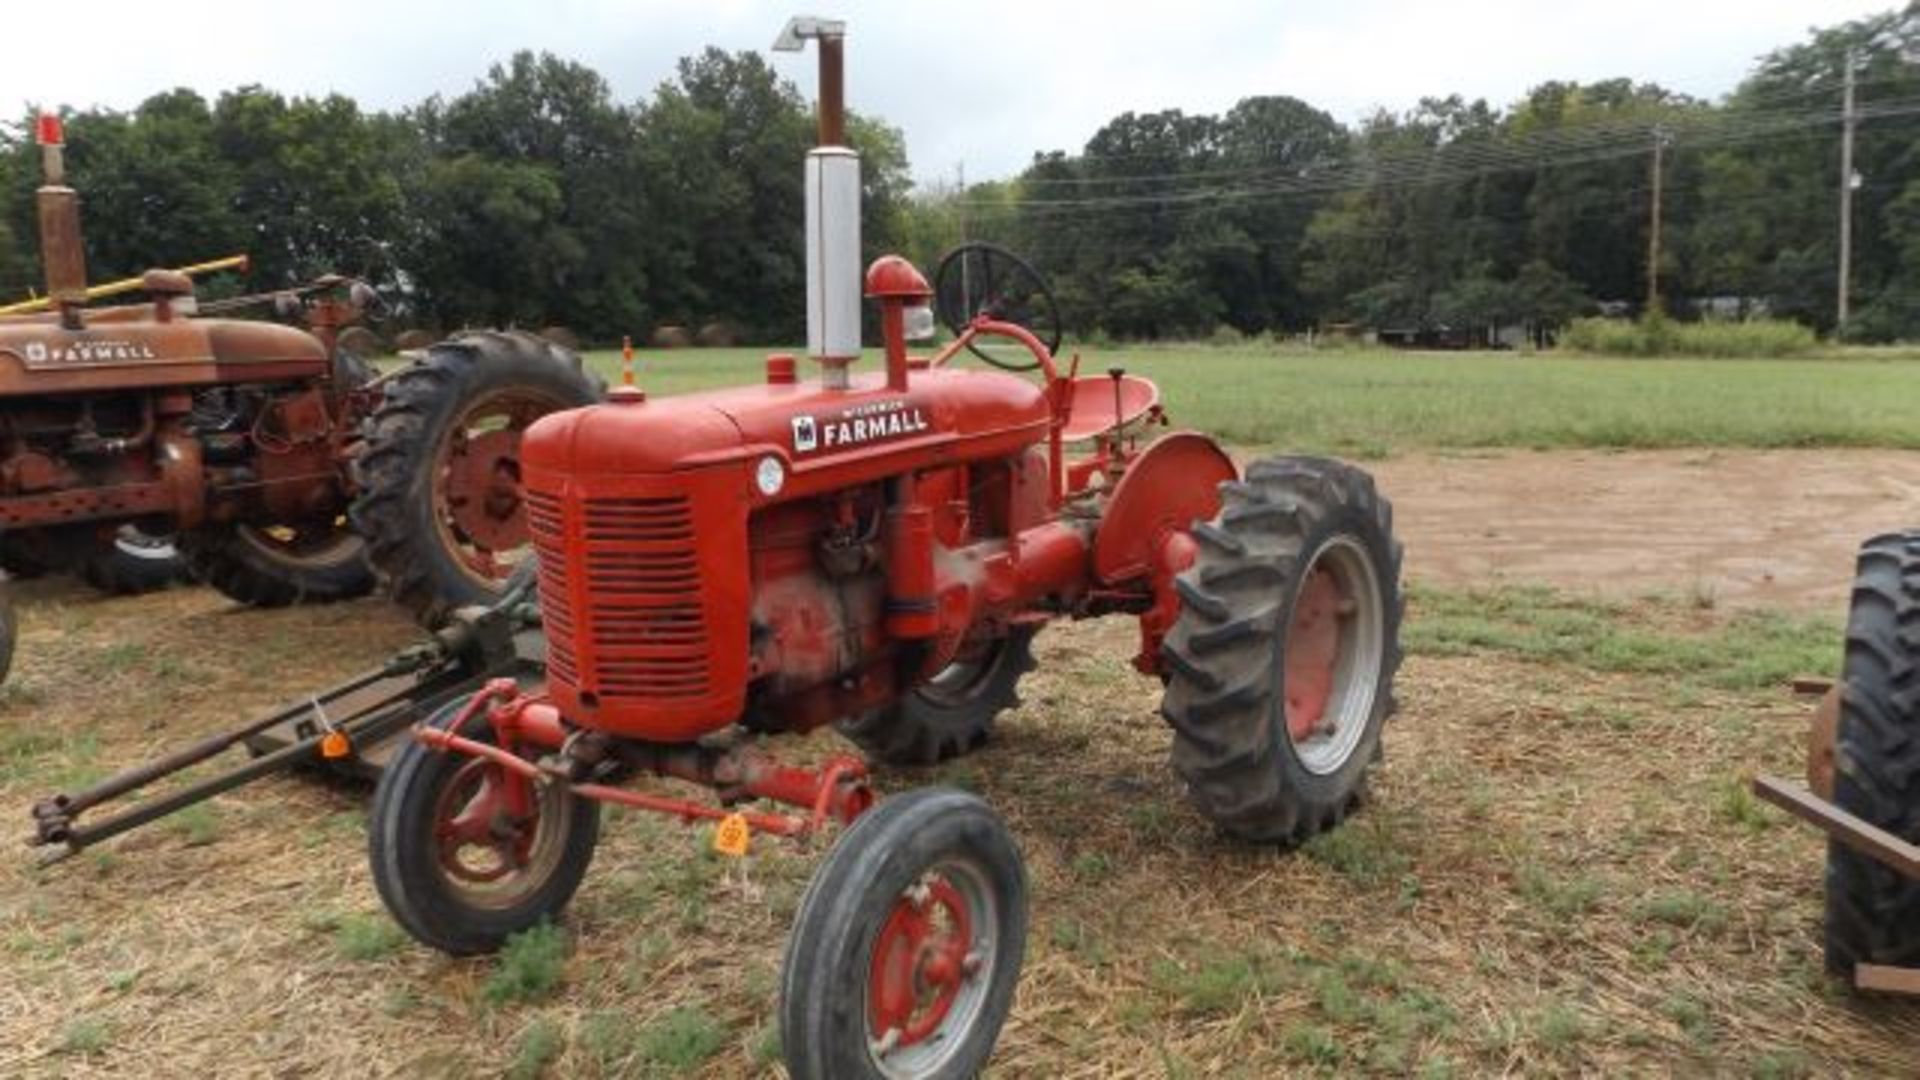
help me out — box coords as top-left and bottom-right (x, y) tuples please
(904, 303), (937, 342)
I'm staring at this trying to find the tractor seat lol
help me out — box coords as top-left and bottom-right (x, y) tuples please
(1059, 374), (1160, 442)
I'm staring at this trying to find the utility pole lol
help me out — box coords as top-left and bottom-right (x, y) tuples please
(957, 159), (971, 307)
(1647, 125), (1667, 314)
(1838, 47), (1859, 339)
(956, 160), (968, 245)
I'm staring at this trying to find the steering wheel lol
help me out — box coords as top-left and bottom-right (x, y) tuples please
(933, 242), (1063, 371)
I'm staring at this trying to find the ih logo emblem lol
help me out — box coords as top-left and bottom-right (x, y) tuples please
(791, 415), (819, 452)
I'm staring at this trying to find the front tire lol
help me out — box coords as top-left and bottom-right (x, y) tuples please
(180, 520), (375, 607)
(837, 629), (1037, 766)
(369, 694), (601, 956)
(80, 527), (187, 596)
(1159, 457), (1403, 844)
(781, 788), (1028, 1080)
(1825, 531), (1920, 979)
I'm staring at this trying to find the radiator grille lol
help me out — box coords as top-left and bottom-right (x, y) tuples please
(527, 490), (709, 700)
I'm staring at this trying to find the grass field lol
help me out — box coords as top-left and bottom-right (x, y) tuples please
(1, 581), (1913, 1076)
(3, 342), (1917, 1074)
(585, 344), (1920, 455)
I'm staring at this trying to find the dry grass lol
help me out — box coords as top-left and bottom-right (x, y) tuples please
(0, 575), (1915, 1077)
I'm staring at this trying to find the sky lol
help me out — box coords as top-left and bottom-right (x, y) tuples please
(1, 1), (1898, 183)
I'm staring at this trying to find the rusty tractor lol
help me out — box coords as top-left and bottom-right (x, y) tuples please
(29, 18), (1403, 1076)
(0, 114), (603, 681)
(1756, 535), (1920, 996)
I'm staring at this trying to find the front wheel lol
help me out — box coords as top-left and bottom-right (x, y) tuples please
(80, 526), (188, 596)
(368, 694), (601, 956)
(781, 788), (1028, 1080)
(181, 519), (375, 607)
(1160, 456), (1404, 844)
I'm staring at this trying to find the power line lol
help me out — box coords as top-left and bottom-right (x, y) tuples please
(946, 97), (1920, 221)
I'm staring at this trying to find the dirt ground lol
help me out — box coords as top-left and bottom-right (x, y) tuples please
(1369, 448), (1920, 614)
(1, 448), (1917, 1076)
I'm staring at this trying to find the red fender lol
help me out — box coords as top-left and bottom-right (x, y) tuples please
(1091, 431), (1238, 584)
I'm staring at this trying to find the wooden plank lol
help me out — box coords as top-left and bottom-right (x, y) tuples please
(1856, 964), (1920, 995)
(1791, 675), (1835, 696)
(1752, 776), (1920, 879)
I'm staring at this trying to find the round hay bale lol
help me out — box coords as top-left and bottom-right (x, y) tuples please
(694, 321), (738, 348)
(539, 325), (581, 352)
(651, 325), (693, 349)
(393, 329), (438, 352)
(335, 326), (384, 358)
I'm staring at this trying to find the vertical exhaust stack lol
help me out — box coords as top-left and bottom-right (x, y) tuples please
(33, 114), (88, 329)
(773, 16), (860, 390)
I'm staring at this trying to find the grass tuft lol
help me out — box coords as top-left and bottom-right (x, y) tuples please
(508, 1017), (565, 1080)
(333, 913), (407, 962)
(484, 923), (570, 1006)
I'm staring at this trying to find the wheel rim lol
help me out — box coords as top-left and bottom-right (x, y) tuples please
(429, 756), (571, 910)
(431, 390), (567, 590)
(112, 526), (178, 561)
(236, 519), (363, 569)
(1282, 535), (1385, 776)
(864, 856), (999, 1077)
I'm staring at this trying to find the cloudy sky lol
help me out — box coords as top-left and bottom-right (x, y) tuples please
(3, 1), (1896, 182)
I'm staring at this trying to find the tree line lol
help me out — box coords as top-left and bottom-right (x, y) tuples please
(4, 6), (1920, 344)
(0, 49), (910, 343)
(918, 5), (1920, 343)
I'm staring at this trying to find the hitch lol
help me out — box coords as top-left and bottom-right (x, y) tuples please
(414, 679), (874, 841)
(27, 580), (542, 863)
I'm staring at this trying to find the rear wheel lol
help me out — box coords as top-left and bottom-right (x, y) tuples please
(181, 519), (375, 607)
(837, 629), (1037, 766)
(781, 788), (1027, 1080)
(352, 330), (603, 627)
(80, 526), (187, 595)
(1159, 457), (1403, 844)
(369, 693), (601, 956)
(1825, 531), (1920, 980)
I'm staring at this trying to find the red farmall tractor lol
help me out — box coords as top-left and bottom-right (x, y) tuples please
(0, 114), (602, 683)
(357, 19), (1405, 1077)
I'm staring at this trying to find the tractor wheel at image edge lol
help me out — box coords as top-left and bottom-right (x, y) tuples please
(368, 692), (601, 956)
(79, 526), (188, 595)
(837, 628), (1037, 766)
(1160, 456), (1403, 844)
(1825, 531), (1920, 978)
(0, 574), (14, 685)
(781, 788), (1028, 1080)
(352, 330), (604, 628)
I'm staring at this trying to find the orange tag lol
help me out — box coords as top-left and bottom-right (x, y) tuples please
(712, 813), (751, 858)
(319, 731), (351, 760)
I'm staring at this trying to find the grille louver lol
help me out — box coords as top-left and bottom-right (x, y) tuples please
(527, 491), (710, 701)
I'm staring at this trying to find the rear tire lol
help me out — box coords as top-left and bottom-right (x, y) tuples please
(1159, 457), (1403, 844)
(352, 330), (603, 628)
(1825, 531), (1920, 979)
(369, 694), (601, 956)
(837, 629), (1037, 766)
(80, 527), (187, 596)
(180, 521), (375, 607)
(781, 788), (1027, 1080)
